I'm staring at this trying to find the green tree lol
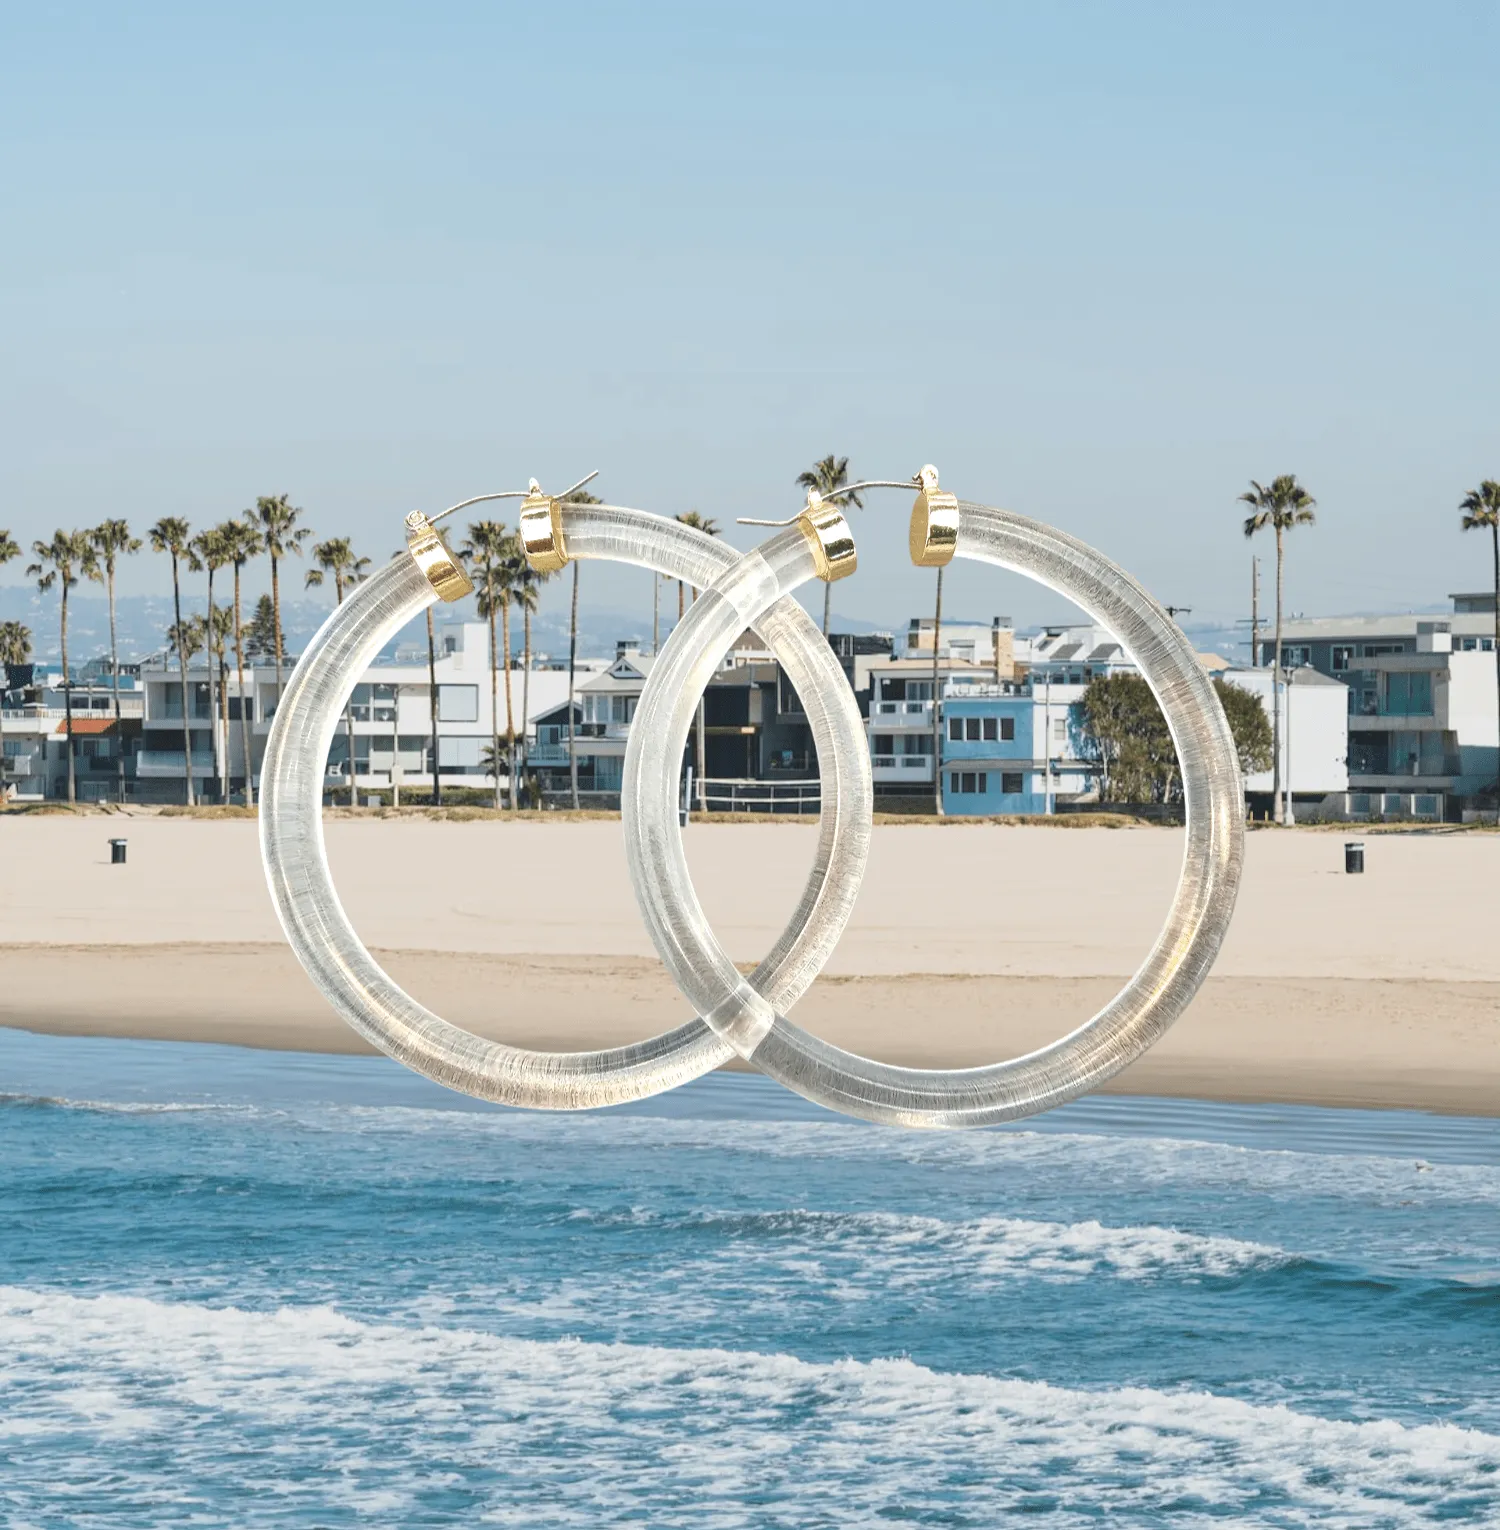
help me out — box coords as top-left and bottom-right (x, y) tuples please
(27, 531), (94, 803)
(0, 529), (18, 568)
(461, 521), (520, 810)
(86, 520), (142, 802)
(0, 619), (31, 803)
(1239, 475), (1316, 825)
(248, 493), (310, 704)
(1459, 481), (1500, 795)
(191, 525), (236, 802)
(306, 537), (372, 807)
(674, 511), (721, 813)
(149, 516), (197, 805)
(244, 594), (280, 659)
(1076, 673), (1273, 805)
(222, 520), (260, 805)
(795, 455), (862, 635)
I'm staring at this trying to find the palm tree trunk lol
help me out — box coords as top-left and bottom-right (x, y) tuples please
(486, 596), (502, 811)
(233, 564), (254, 807)
(568, 562), (580, 810)
(105, 565), (125, 803)
(502, 600), (516, 811)
(822, 580), (832, 637)
(426, 607), (441, 806)
(521, 605), (532, 803)
(173, 557), (195, 807)
(205, 568), (219, 803)
(218, 640), (229, 804)
(61, 583), (76, 805)
(270, 553), (283, 705)
(931, 566), (944, 816)
(1272, 526), (1284, 825)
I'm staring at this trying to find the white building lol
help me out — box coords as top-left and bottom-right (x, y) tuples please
(1220, 667), (1349, 811)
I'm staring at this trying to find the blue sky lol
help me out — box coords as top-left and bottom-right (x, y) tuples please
(1, 2), (1496, 638)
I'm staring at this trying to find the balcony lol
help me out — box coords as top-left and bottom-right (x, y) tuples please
(137, 750), (217, 777)
(871, 700), (933, 726)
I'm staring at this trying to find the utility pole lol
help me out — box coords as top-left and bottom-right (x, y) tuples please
(1250, 556), (1261, 666)
(1043, 672), (1054, 815)
(930, 569), (945, 816)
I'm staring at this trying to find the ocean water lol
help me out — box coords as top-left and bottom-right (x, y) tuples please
(0, 1029), (1497, 1526)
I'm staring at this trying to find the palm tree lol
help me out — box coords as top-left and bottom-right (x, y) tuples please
(85, 520), (142, 803)
(0, 619), (30, 804)
(190, 525), (236, 803)
(1459, 481), (1500, 795)
(674, 511), (721, 813)
(796, 456), (863, 634)
(562, 489), (601, 809)
(149, 517), (197, 806)
(425, 606), (442, 806)
(512, 553), (546, 792)
(27, 530), (93, 804)
(306, 537), (371, 807)
(222, 520), (260, 805)
(1240, 475), (1317, 825)
(930, 564), (945, 815)
(249, 493), (310, 706)
(461, 521), (520, 810)
(205, 600), (236, 804)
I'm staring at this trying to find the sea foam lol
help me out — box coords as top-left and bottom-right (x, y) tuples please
(1, 1285), (1495, 1526)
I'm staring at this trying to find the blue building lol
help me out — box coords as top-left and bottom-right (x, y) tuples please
(938, 681), (1095, 816)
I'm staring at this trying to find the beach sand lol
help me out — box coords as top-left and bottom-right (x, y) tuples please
(3, 817), (1497, 1114)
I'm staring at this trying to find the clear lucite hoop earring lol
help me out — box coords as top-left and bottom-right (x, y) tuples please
(258, 490), (868, 1109)
(623, 470), (1245, 1127)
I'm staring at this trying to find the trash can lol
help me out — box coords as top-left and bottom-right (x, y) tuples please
(1344, 841), (1364, 875)
(109, 838), (128, 866)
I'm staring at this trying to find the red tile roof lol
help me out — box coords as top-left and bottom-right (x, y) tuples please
(54, 717), (117, 735)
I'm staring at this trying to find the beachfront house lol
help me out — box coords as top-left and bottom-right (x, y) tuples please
(1259, 596), (1499, 820)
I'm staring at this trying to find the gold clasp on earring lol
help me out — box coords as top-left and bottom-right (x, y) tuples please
(405, 510), (474, 602)
(519, 479), (568, 573)
(909, 464), (959, 568)
(797, 489), (857, 583)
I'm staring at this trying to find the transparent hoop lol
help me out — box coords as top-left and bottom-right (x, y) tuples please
(623, 502), (1245, 1127)
(258, 505), (872, 1108)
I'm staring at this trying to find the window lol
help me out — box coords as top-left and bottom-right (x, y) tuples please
(882, 678), (907, 701)
(873, 734), (894, 755)
(1051, 718), (1067, 744)
(907, 681), (932, 702)
(982, 717), (998, 741)
(949, 771), (987, 794)
(437, 684), (478, 723)
(1383, 671), (1432, 716)
(1282, 645), (1311, 667)
(1000, 716), (1015, 741)
(904, 735), (932, 756)
(1363, 642), (1404, 658)
(949, 718), (963, 741)
(437, 736), (481, 767)
(1001, 771), (1024, 795)
(228, 697), (254, 721)
(949, 771), (960, 793)
(965, 717), (981, 741)
(1484, 638), (1495, 652)
(1331, 646), (1354, 672)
